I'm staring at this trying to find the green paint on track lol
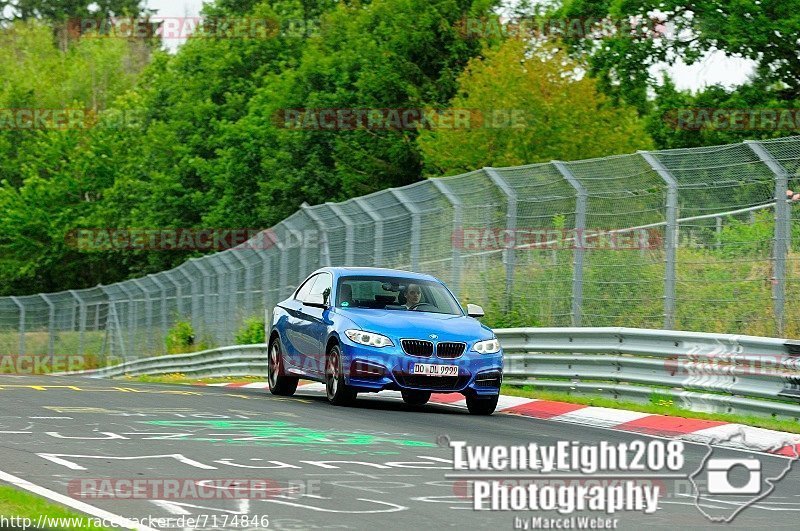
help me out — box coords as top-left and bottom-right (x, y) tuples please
(144, 419), (436, 449)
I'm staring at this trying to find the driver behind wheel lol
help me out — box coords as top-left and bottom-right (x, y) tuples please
(404, 283), (422, 309)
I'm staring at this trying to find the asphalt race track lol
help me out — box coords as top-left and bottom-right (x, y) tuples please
(0, 374), (799, 530)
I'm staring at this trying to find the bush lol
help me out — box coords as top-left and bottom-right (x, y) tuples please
(165, 321), (196, 354)
(235, 316), (266, 345)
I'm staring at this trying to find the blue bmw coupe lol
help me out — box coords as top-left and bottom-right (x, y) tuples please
(268, 267), (503, 414)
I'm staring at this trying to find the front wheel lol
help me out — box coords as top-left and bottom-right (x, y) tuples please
(401, 390), (431, 407)
(466, 394), (498, 415)
(268, 339), (298, 396)
(326, 344), (357, 406)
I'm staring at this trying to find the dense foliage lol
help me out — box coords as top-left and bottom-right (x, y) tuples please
(1, 0), (798, 295)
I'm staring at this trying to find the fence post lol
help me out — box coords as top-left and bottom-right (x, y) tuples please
(431, 178), (463, 299)
(207, 259), (230, 344)
(229, 251), (252, 317)
(255, 248), (274, 312)
(190, 258), (213, 344)
(327, 203), (355, 265)
(302, 203), (332, 267)
(164, 270), (184, 318)
(115, 282), (136, 358)
(746, 140), (790, 336)
(219, 253), (241, 339)
(287, 219), (308, 283)
(39, 294), (56, 359)
(355, 198), (383, 267)
(68, 290), (86, 356)
(147, 274), (169, 354)
(276, 224), (291, 299)
(132, 279), (153, 354)
(640, 151), (679, 330)
(10, 296), (25, 355)
(98, 285), (125, 361)
(553, 161), (587, 327)
(484, 167), (517, 312)
(389, 189), (421, 271)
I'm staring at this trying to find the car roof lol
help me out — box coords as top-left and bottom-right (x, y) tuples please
(318, 267), (439, 282)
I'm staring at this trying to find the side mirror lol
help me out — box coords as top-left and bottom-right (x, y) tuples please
(303, 293), (328, 309)
(466, 304), (484, 318)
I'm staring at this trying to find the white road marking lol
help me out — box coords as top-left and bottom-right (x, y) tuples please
(0, 468), (159, 531)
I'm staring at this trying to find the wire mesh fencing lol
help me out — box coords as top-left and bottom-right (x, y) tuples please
(1, 136), (799, 363)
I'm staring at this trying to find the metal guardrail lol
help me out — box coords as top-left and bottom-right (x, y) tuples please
(75, 344), (268, 379)
(497, 327), (800, 419)
(73, 327), (800, 419)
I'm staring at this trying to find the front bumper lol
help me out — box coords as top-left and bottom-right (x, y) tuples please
(340, 340), (503, 396)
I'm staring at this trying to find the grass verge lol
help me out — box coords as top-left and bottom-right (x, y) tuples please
(502, 385), (800, 434)
(128, 374), (266, 385)
(0, 486), (116, 529)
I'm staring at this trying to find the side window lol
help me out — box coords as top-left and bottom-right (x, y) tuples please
(294, 274), (318, 301)
(308, 273), (333, 304)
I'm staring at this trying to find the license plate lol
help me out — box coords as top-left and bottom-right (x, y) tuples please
(412, 363), (458, 377)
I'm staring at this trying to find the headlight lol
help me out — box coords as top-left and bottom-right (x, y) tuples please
(472, 338), (501, 354)
(344, 329), (394, 348)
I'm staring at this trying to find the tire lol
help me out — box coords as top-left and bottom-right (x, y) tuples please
(401, 390), (431, 407)
(466, 394), (498, 415)
(268, 338), (298, 396)
(326, 344), (357, 406)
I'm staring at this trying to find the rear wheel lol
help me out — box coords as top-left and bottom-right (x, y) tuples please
(401, 390), (431, 407)
(326, 344), (357, 406)
(466, 394), (498, 415)
(268, 339), (298, 396)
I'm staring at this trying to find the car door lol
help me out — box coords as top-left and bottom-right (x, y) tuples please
(297, 272), (333, 377)
(280, 274), (318, 370)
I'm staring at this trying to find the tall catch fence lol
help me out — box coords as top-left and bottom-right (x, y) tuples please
(1, 136), (799, 361)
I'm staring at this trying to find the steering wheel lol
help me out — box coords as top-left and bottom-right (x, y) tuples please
(408, 303), (436, 311)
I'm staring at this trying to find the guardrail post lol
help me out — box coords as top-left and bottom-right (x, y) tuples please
(553, 161), (587, 327)
(354, 198), (383, 267)
(147, 274), (169, 353)
(68, 290), (86, 355)
(484, 167), (517, 312)
(10, 296), (25, 355)
(327, 203), (355, 266)
(746, 140), (791, 336)
(640, 151), (678, 329)
(132, 279), (153, 354)
(301, 203), (332, 268)
(431, 178), (463, 299)
(389, 189), (421, 271)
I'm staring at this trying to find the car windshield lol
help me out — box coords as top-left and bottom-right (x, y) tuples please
(336, 276), (463, 315)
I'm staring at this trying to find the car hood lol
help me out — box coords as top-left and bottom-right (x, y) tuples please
(337, 308), (493, 341)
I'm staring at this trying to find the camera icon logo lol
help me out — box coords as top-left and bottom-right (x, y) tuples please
(706, 458), (762, 495)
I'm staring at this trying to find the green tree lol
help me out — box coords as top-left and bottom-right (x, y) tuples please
(646, 76), (799, 150)
(552, 0), (800, 111)
(417, 38), (652, 175)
